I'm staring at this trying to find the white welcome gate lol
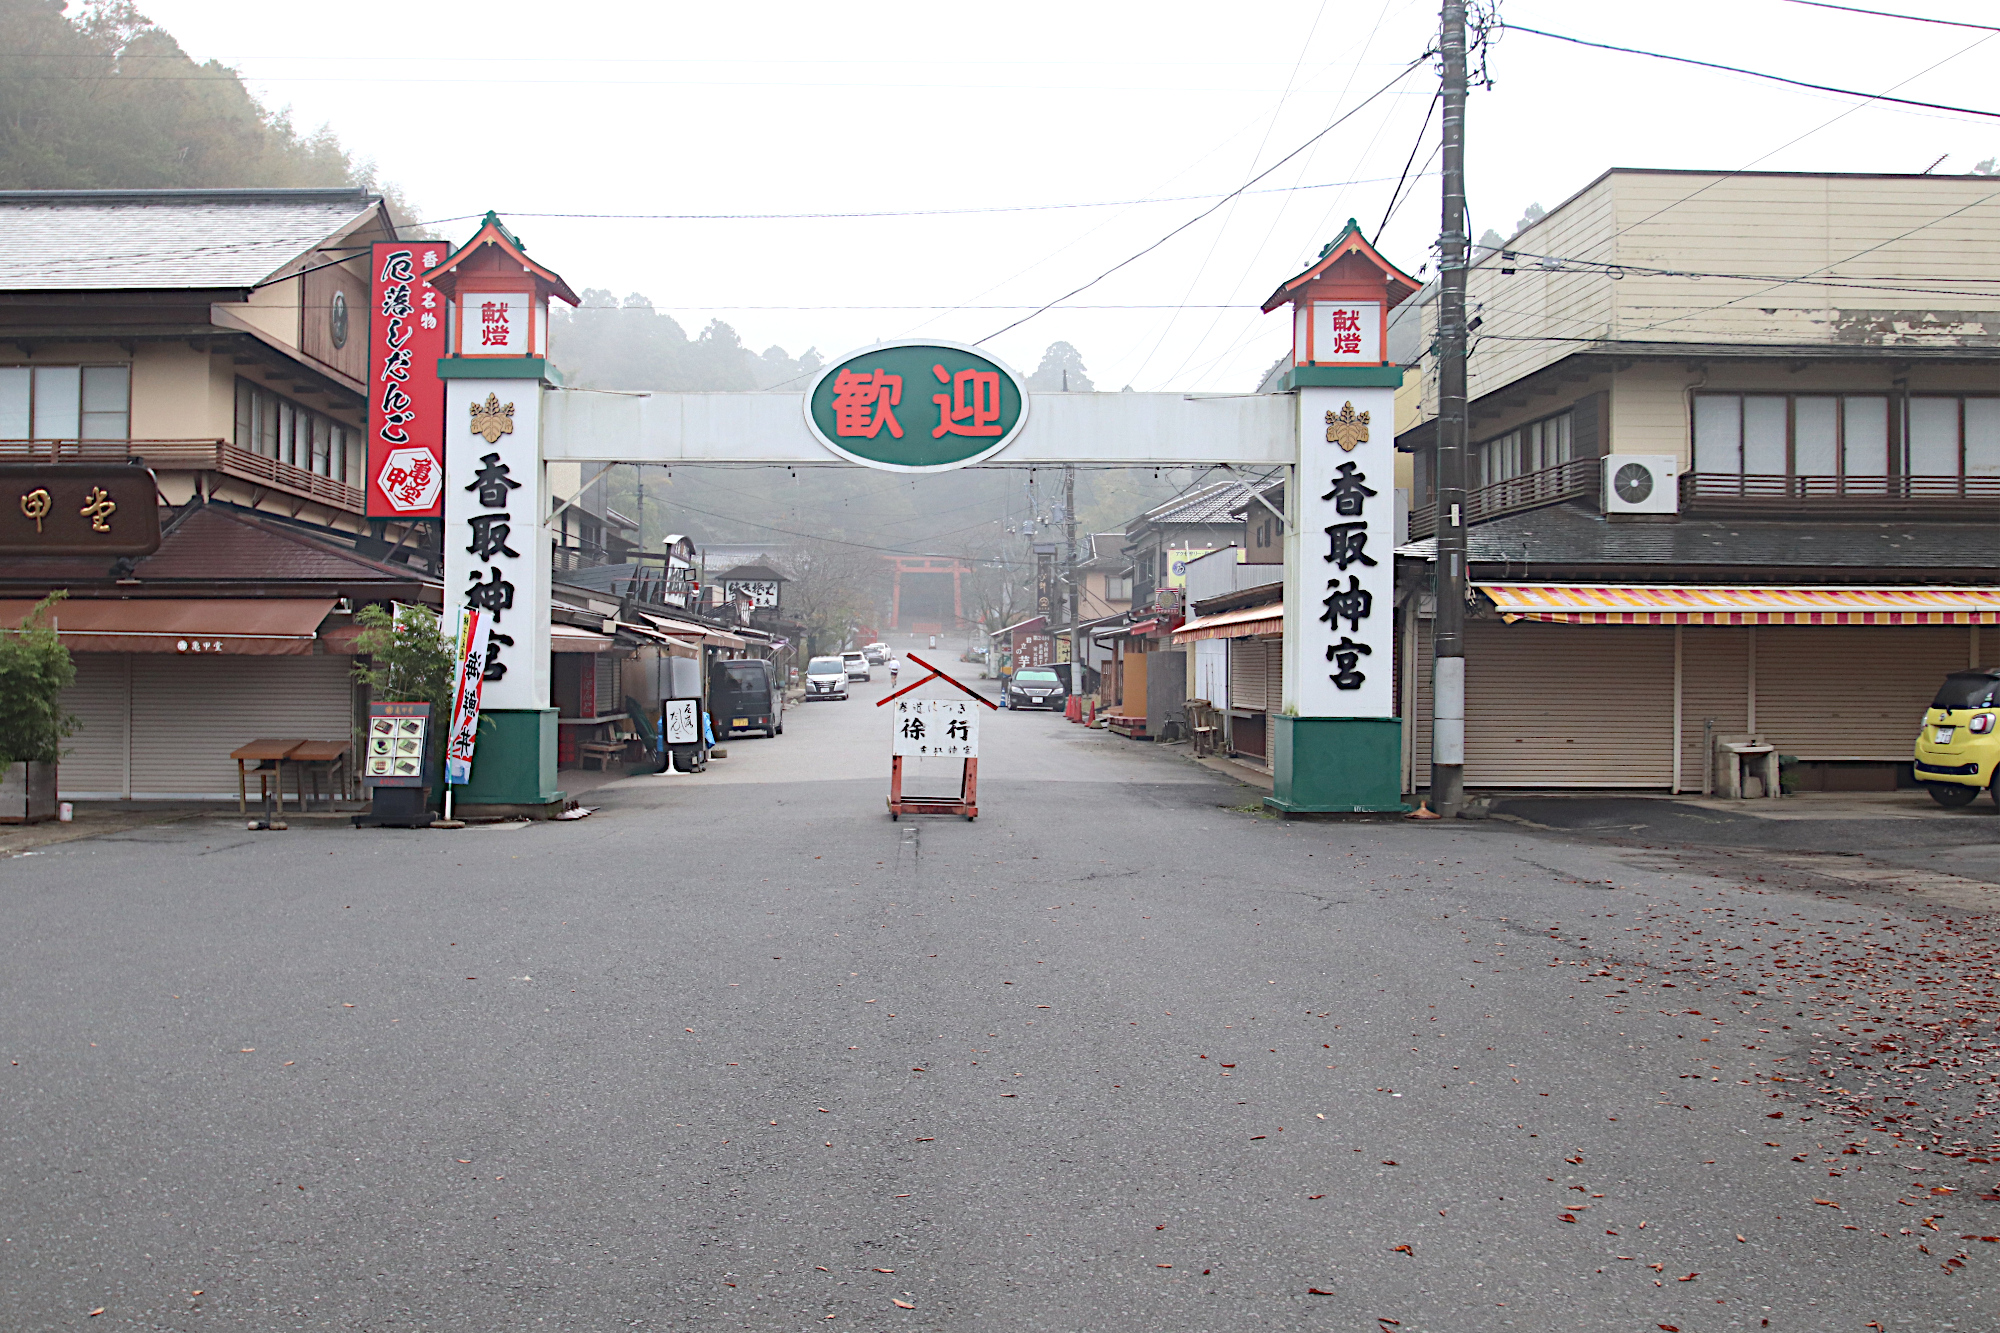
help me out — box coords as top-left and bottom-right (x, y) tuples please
(412, 215), (1416, 814)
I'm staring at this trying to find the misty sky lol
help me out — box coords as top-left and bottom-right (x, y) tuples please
(142, 0), (2000, 393)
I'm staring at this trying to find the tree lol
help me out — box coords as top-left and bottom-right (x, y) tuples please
(549, 290), (823, 393)
(0, 594), (76, 766)
(772, 538), (886, 657)
(1026, 341), (1095, 391)
(0, 0), (424, 227)
(1514, 202), (1547, 234)
(350, 603), (456, 719)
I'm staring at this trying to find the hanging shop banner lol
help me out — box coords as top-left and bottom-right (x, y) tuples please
(367, 240), (448, 518)
(443, 606), (492, 786)
(804, 339), (1029, 472)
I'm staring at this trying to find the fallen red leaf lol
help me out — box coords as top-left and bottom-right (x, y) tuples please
(892, 1298), (915, 1309)
(1390, 1244), (1412, 1254)
(1306, 1288), (1335, 1296)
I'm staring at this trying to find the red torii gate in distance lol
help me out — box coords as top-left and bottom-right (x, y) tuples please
(886, 555), (968, 633)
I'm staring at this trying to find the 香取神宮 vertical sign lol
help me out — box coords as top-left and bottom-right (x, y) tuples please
(445, 387), (548, 712)
(368, 241), (447, 517)
(1289, 389), (1395, 721)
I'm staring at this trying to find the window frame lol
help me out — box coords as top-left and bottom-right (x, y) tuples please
(1472, 408), (1573, 490)
(0, 363), (131, 441)
(232, 376), (359, 484)
(1692, 390), (2000, 489)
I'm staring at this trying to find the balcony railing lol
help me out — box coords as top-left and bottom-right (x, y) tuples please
(1680, 472), (2000, 516)
(0, 438), (365, 514)
(1406, 456), (1600, 540)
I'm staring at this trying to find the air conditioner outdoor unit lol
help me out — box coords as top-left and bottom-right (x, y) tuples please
(1602, 454), (1679, 515)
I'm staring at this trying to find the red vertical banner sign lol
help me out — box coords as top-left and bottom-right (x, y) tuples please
(367, 240), (448, 518)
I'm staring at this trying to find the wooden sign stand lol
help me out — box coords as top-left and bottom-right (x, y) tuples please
(877, 652), (999, 822)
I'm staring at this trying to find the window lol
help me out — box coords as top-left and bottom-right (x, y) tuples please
(0, 364), (130, 440)
(1474, 411), (1571, 489)
(1693, 392), (1998, 486)
(233, 378), (358, 483)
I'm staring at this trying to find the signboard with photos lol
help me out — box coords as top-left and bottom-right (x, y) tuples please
(364, 701), (431, 787)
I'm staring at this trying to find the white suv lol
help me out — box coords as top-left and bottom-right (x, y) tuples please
(842, 651), (871, 681)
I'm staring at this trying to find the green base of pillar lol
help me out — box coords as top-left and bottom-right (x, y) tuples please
(456, 708), (562, 807)
(1263, 715), (1408, 814)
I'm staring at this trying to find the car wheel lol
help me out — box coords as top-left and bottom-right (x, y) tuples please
(776, 721), (784, 736)
(1929, 782), (1980, 808)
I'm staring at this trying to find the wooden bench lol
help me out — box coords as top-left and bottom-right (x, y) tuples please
(1105, 714), (1149, 740)
(578, 740), (627, 771)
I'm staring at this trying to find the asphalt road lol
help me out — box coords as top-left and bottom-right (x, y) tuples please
(6, 651), (2000, 1330)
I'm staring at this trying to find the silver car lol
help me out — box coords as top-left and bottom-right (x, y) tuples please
(804, 656), (849, 700)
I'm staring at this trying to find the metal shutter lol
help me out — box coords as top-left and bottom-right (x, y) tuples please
(1753, 626), (1967, 761)
(1465, 621), (1675, 788)
(130, 655), (357, 798)
(1410, 618), (1434, 791)
(1678, 627), (1749, 792)
(1228, 638), (1267, 712)
(592, 653), (619, 716)
(1228, 638), (1279, 712)
(58, 653), (130, 799)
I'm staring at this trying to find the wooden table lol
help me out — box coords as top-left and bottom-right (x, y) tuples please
(231, 739), (305, 815)
(287, 740), (351, 810)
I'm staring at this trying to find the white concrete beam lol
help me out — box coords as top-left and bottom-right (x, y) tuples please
(540, 388), (1297, 467)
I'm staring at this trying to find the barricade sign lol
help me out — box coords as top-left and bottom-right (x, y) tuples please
(876, 652), (997, 820)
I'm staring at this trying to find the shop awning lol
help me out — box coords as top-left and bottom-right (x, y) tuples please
(1478, 583), (2000, 625)
(0, 597), (334, 654)
(1172, 601), (1284, 643)
(552, 625), (617, 653)
(638, 612), (746, 649)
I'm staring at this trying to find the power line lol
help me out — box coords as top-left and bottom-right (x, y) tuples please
(410, 172), (1435, 228)
(1375, 90), (1442, 245)
(1780, 0), (2000, 31)
(977, 52), (1435, 345)
(1500, 22), (2000, 120)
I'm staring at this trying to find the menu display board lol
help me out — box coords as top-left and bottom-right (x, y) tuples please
(364, 701), (431, 787)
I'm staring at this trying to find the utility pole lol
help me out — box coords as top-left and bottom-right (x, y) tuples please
(1063, 463), (1078, 661)
(1430, 0), (1470, 817)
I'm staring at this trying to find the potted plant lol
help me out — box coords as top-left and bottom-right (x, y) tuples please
(0, 594), (75, 824)
(351, 603), (456, 808)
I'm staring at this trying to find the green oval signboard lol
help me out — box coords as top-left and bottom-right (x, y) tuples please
(804, 339), (1029, 472)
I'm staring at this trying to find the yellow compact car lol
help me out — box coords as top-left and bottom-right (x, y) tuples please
(1914, 667), (2000, 808)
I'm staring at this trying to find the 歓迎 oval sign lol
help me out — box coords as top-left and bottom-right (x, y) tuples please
(804, 340), (1029, 472)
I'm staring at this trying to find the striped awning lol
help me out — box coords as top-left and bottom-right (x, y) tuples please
(1478, 583), (2000, 625)
(1172, 601), (1284, 643)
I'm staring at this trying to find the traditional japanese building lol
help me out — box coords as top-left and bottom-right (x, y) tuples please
(1396, 168), (2000, 795)
(0, 188), (445, 799)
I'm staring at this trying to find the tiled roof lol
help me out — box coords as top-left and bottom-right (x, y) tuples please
(0, 502), (435, 589)
(0, 189), (380, 291)
(1140, 480), (1257, 527)
(1396, 501), (2000, 572)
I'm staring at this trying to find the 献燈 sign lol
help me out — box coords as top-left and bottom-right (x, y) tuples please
(805, 340), (1028, 472)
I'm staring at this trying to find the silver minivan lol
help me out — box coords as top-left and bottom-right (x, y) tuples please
(805, 655), (849, 700)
